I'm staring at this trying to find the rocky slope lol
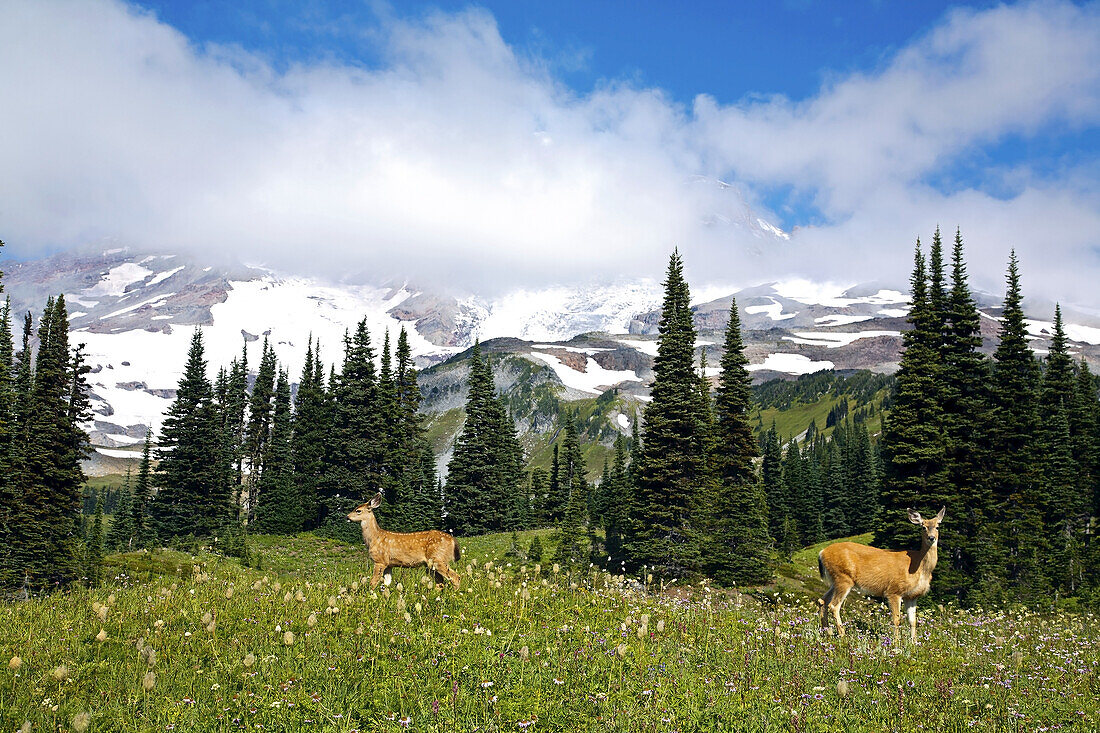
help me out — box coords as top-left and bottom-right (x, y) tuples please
(4, 248), (1099, 475)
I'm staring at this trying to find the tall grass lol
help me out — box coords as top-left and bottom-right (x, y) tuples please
(2, 531), (1097, 731)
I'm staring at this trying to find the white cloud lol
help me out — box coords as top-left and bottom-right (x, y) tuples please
(0, 0), (1098, 303)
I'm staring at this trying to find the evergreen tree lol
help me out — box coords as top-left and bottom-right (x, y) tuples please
(446, 342), (524, 535)
(0, 297), (16, 588)
(19, 296), (91, 588)
(319, 321), (383, 535)
(551, 413), (590, 569)
(708, 299), (772, 584)
(151, 330), (233, 540)
(131, 432), (155, 547)
(760, 424), (793, 557)
(938, 229), (995, 604)
(623, 250), (710, 577)
(105, 471), (135, 552)
(989, 252), (1046, 601)
(85, 496), (104, 587)
(243, 338), (276, 521)
(603, 433), (630, 567)
(877, 242), (949, 550)
(528, 467), (550, 527)
(254, 370), (299, 533)
(290, 338), (328, 529)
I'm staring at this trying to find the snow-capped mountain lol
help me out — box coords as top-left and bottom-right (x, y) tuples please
(4, 248), (1100, 473)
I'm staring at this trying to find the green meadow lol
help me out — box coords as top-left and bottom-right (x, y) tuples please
(3, 531), (1098, 732)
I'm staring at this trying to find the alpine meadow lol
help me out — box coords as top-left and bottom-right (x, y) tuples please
(4, 1), (1100, 731)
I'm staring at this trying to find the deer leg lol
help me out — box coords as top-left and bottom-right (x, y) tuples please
(905, 600), (918, 644)
(887, 596), (902, 642)
(829, 582), (852, 638)
(370, 564), (386, 589)
(820, 588), (835, 632)
(439, 563), (461, 590)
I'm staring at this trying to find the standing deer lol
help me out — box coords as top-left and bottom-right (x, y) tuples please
(818, 507), (945, 643)
(348, 493), (461, 589)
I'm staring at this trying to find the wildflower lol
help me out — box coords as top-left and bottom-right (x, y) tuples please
(399, 716), (412, 728)
(206, 622), (216, 633)
(1012, 650), (1024, 666)
(519, 646), (529, 660)
(154, 619), (165, 631)
(272, 581), (281, 592)
(201, 612), (213, 625)
(414, 602), (422, 613)
(404, 612), (412, 623)
(243, 653), (256, 668)
(9, 656), (22, 670)
(225, 587), (234, 599)
(656, 620), (665, 633)
(284, 591), (293, 602)
(142, 671), (156, 691)
(307, 613), (317, 627)
(51, 665), (69, 682)
(283, 631), (295, 646)
(142, 646), (157, 668)
(553, 678), (564, 685)
(327, 596), (337, 608)
(295, 590), (305, 602)
(95, 604), (108, 621)
(20, 722), (30, 733)
(95, 629), (107, 643)
(837, 680), (849, 698)
(616, 643), (627, 658)
(553, 564), (560, 574)
(71, 712), (91, 733)
(481, 681), (494, 688)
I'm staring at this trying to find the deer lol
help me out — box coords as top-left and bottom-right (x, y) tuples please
(818, 507), (945, 644)
(347, 493), (461, 589)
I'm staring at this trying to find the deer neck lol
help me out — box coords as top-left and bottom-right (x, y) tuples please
(360, 514), (382, 547)
(916, 539), (938, 575)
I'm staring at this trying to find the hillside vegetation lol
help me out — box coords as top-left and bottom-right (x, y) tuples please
(3, 532), (1097, 732)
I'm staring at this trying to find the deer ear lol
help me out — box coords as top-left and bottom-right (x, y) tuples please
(368, 493), (382, 509)
(907, 509), (923, 525)
(935, 506), (946, 524)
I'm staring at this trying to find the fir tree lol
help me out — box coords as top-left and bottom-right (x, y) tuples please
(290, 338), (328, 529)
(105, 471), (135, 552)
(708, 299), (772, 584)
(243, 338), (276, 521)
(85, 496), (104, 587)
(151, 330), (233, 540)
(254, 370), (299, 533)
(132, 432), (155, 547)
(938, 228), (995, 604)
(446, 342), (524, 535)
(877, 242), (949, 551)
(623, 250), (710, 577)
(551, 413), (589, 569)
(989, 252), (1046, 601)
(320, 321), (383, 536)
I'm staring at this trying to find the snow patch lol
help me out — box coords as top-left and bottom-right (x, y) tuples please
(877, 308), (909, 317)
(756, 218), (790, 240)
(146, 266), (185, 287)
(1025, 319), (1100, 345)
(747, 353), (835, 375)
(528, 352), (641, 395)
(782, 331), (902, 348)
(614, 338), (659, 357)
(83, 263), (154, 297)
(772, 280), (907, 307)
(94, 447), (142, 459)
(617, 414), (630, 430)
(99, 295), (171, 320)
(814, 314), (874, 326)
(744, 297), (797, 321)
(531, 344), (612, 354)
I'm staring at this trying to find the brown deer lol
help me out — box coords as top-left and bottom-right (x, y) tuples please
(818, 507), (945, 643)
(347, 493), (461, 589)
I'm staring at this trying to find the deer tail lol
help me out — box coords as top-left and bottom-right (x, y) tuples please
(817, 552), (825, 580)
(453, 538), (461, 562)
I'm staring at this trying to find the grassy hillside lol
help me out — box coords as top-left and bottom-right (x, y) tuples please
(4, 530), (1098, 732)
(751, 370), (893, 442)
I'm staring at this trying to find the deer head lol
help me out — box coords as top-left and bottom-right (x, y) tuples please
(908, 506), (946, 547)
(348, 493), (382, 523)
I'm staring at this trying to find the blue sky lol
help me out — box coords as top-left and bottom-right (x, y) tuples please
(137, 1), (975, 105)
(0, 0), (1098, 302)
